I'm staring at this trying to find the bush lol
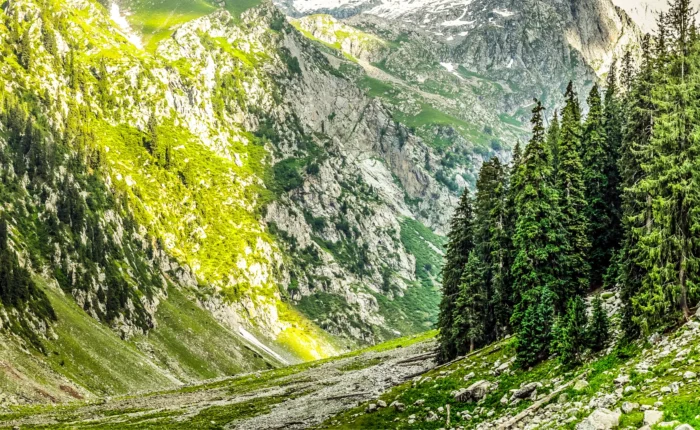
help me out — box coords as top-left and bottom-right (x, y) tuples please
(273, 158), (303, 192)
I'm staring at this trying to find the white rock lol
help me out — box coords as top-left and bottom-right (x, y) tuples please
(573, 380), (590, 391)
(621, 402), (639, 414)
(684, 371), (696, 380)
(576, 408), (621, 430)
(645, 410), (664, 426)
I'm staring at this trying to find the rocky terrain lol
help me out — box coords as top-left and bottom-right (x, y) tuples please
(0, 332), (437, 429)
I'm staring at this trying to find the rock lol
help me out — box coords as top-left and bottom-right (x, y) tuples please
(614, 375), (630, 386)
(463, 372), (475, 381)
(675, 425), (695, 430)
(377, 400), (387, 408)
(658, 422), (680, 428)
(661, 386), (672, 393)
(624, 385), (637, 394)
(574, 379), (590, 391)
(684, 371), (697, 380)
(649, 333), (662, 344)
(414, 399), (425, 406)
(511, 382), (540, 400)
(576, 408), (621, 430)
(558, 393), (569, 404)
(670, 382), (681, 394)
(695, 306), (700, 319)
(645, 410), (664, 426)
(390, 401), (405, 412)
(454, 380), (492, 403)
(500, 394), (509, 405)
(494, 362), (510, 375)
(621, 402), (639, 414)
(366, 403), (378, 413)
(425, 411), (438, 422)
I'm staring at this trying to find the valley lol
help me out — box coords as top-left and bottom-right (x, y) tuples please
(2, 0), (700, 428)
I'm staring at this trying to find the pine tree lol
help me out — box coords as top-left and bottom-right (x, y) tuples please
(516, 286), (556, 368)
(603, 60), (624, 267)
(510, 100), (567, 330)
(473, 157), (510, 340)
(546, 111), (560, 175)
(437, 190), (475, 363)
(453, 250), (487, 353)
(555, 82), (590, 307)
(626, 0), (700, 332)
(582, 84), (612, 288)
(617, 35), (655, 339)
(553, 296), (589, 365)
(588, 294), (610, 352)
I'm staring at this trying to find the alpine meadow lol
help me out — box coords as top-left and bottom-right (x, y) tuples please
(3, 0), (700, 429)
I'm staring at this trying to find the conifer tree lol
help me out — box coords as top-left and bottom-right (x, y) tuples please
(453, 250), (487, 353)
(626, 0), (700, 332)
(582, 84), (611, 287)
(553, 296), (589, 365)
(511, 100), (567, 330)
(546, 111), (560, 175)
(473, 157), (510, 340)
(588, 294), (610, 352)
(603, 61), (624, 264)
(437, 190), (475, 363)
(617, 35), (655, 338)
(516, 286), (556, 368)
(555, 82), (590, 307)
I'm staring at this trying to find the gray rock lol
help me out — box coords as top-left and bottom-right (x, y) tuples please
(675, 425), (695, 430)
(366, 403), (378, 413)
(390, 401), (405, 412)
(377, 400), (387, 408)
(425, 411), (438, 422)
(511, 382), (540, 400)
(576, 408), (621, 430)
(454, 380), (492, 403)
(684, 371), (697, 380)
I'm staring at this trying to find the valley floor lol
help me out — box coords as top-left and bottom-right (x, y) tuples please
(0, 332), (436, 429)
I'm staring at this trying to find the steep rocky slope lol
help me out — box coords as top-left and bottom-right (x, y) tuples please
(275, 0), (642, 196)
(0, 0), (462, 402)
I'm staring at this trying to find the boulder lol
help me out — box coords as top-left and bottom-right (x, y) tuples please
(644, 410), (664, 426)
(390, 401), (405, 412)
(576, 408), (621, 430)
(454, 380), (492, 403)
(511, 382), (540, 400)
(574, 379), (590, 391)
(621, 402), (639, 414)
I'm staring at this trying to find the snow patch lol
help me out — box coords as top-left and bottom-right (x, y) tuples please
(440, 62), (455, 72)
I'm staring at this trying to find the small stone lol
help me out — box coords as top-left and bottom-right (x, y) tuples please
(414, 399), (424, 406)
(366, 404), (377, 413)
(675, 425), (695, 430)
(425, 411), (438, 422)
(624, 385), (637, 394)
(614, 375), (630, 386)
(463, 372), (475, 381)
(684, 371), (697, 380)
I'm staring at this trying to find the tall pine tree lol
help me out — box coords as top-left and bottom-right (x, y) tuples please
(511, 100), (567, 339)
(436, 190), (475, 362)
(582, 84), (612, 288)
(555, 82), (590, 308)
(453, 250), (487, 353)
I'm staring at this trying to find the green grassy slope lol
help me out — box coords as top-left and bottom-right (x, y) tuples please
(121, 0), (263, 51)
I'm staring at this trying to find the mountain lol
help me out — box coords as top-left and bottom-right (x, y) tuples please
(0, 0), (640, 405)
(612, 0), (700, 33)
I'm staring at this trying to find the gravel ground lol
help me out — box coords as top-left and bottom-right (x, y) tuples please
(0, 338), (437, 429)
